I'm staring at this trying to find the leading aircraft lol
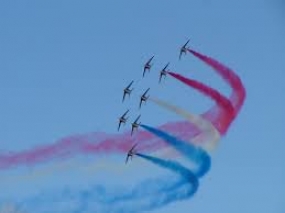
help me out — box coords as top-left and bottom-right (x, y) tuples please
(131, 115), (141, 135)
(139, 88), (150, 108)
(118, 109), (129, 131)
(125, 143), (138, 164)
(159, 62), (170, 83)
(143, 56), (154, 77)
(179, 39), (190, 60)
(122, 80), (134, 102)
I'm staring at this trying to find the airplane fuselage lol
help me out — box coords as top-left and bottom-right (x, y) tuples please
(145, 64), (151, 70)
(181, 47), (187, 54)
(124, 88), (131, 94)
(131, 124), (139, 135)
(120, 117), (126, 123)
(132, 123), (139, 129)
(141, 95), (147, 102)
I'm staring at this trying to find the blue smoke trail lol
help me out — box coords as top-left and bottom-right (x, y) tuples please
(140, 124), (211, 177)
(136, 153), (198, 184)
(16, 154), (198, 213)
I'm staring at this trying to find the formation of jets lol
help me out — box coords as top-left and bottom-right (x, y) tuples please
(119, 40), (190, 164)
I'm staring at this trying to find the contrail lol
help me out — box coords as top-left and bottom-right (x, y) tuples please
(0, 48), (246, 213)
(17, 154), (198, 213)
(140, 124), (211, 178)
(149, 97), (220, 151)
(167, 71), (235, 117)
(0, 54), (244, 170)
(186, 48), (246, 113)
(0, 159), (131, 184)
(167, 71), (235, 134)
(0, 121), (207, 170)
(136, 153), (198, 181)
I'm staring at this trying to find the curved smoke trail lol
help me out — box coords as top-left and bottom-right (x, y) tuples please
(140, 124), (211, 178)
(186, 48), (246, 112)
(167, 71), (235, 134)
(185, 48), (246, 136)
(0, 49), (245, 171)
(17, 152), (198, 213)
(149, 97), (220, 151)
(0, 47), (246, 213)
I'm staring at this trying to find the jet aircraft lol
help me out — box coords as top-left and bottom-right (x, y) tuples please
(122, 81), (134, 102)
(159, 62), (170, 83)
(125, 144), (138, 164)
(118, 109), (129, 131)
(143, 56), (154, 77)
(179, 39), (190, 60)
(139, 88), (150, 108)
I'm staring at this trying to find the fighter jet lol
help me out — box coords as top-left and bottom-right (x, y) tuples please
(131, 115), (141, 135)
(179, 39), (190, 60)
(118, 109), (129, 131)
(125, 144), (138, 164)
(143, 56), (154, 77)
(139, 88), (150, 108)
(122, 81), (134, 102)
(159, 62), (170, 83)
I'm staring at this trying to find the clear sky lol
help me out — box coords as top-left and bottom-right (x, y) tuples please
(0, 0), (285, 213)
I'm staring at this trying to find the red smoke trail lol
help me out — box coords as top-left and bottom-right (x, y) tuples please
(187, 48), (246, 113)
(0, 121), (199, 169)
(167, 71), (235, 134)
(0, 50), (246, 170)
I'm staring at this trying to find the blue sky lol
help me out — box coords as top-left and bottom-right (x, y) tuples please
(0, 0), (285, 212)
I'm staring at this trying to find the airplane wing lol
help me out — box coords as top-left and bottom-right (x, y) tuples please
(143, 68), (146, 77)
(184, 39), (190, 48)
(130, 143), (137, 152)
(147, 56), (154, 64)
(139, 98), (143, 108)
(134, 115), (141, 123)
(159, 73), (163, 83)
(122, 92), (127, 102)
(143, 88), (150, 96)
(179, 50), (183, 60)
(118, 121), (122, 131)
(131, 125), (134, 135)
(125, 154), (130, 164)
(122, 109), (129, 118)
(163, 62), (170, 71)
(126, 80), (134, 89)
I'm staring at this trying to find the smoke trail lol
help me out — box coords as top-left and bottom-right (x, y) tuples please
(140, 124), (211, 178)
(16, 154), (198, 213)
(0, 48), (246, 213)
(0, 160), (131, 184)
(0, 121), (199, 170)
(167, 71), (235, 134)
(0, 99), (219, 183)
(167, 71), (235, 117)
(186, 48), (246, 114)
(149, 97), (220, 151)
(0, 50), (245, 172)
(136, 153), (198, 188)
